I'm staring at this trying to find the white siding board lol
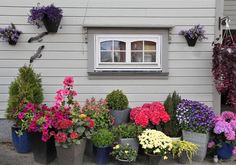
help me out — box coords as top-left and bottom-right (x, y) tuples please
(0, 0), (217, 118)
(224, 0), (236, 29)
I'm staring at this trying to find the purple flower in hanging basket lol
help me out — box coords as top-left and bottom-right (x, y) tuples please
(28, 3), (63, 28)
(179, 24), (208, 41)
(0, 23), (22, 44)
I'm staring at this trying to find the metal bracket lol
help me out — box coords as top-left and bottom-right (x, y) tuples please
(219, 16), (230, 30)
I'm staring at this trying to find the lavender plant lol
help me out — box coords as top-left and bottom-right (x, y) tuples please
(0, 23), (22, 45)
(28, 3), (63, 28)
(179, 25), (207, 41)
(176, 99), (215, 134)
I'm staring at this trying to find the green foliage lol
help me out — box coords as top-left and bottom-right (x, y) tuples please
(163, 91), (182, 137)
(6, 65), (44, 123)
(106, 89), (129, 110)
(171, 140), (199, 162)
(112, 123), (143, 140)
(91, 128), (114, 147)
(111, 144), (137, 162)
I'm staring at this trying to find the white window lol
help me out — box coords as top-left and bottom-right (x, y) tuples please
(94, 35), (162, 71)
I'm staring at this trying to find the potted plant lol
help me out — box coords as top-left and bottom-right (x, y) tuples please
(6, 65), (44, 153)
(163, 91), (182, 140)
(111, 144), (138, 165)
(208, 111), (236, 160)
(179, 24), (207, 47)
(138, 129), (172, 165)
(28, 3), (63, 33)
(0, 23), (22, 45)
(130, 102), (170, 129)
(50, 76), (95, 165)
(112, 123), (142, 152)
(171, 140), (198, 164)
(92, 128), (114, 165)
(81, 97), (114, 156)
(106, 89), (129, 125)
(176, 99), (215, 161)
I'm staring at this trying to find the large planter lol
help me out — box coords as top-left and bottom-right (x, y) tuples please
(57, 138), (87, 165)
(94, 145), (112, 165)
(146, 153), (161, 165)
(11, 126), (31, 153)
(43, 15), (62, 33)
(216, 143), (233, 160)
(110, 108), (130, 126)
(29, 132), (57, 164)
(119, 138), (139, 152)
(116, 159), (134, 165)
(85, 139), (94, 157)
(182, 130), (209, 161)
(176, 152), (188, 164)
(184, 36), (198, 47)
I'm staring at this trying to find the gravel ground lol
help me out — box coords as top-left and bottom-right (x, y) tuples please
(0, 142), (235, 165)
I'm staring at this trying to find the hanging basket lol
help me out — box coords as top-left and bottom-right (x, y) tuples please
(184, 36), (198, 47)
(43, 15), (62, 33)
(8, 39), (17, 45)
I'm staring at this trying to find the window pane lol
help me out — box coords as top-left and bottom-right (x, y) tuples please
(101, 51), (112, 62)
(144, 52), (156, 62)
(114, 52), (126, 62)
(131, 41), (143, 50)
(144, 41), (156, 50)
(114, 41), (126, 50)
(101, 41), (112, 50)
(131, 52), (143, 62)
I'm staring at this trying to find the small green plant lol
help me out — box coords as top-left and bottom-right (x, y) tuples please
(171, 140), (198, 162)
(111, 144), (137, 162)
(163, 91), (182, 137)
(91, 128), (114, 147)
(106, 89), (128, 110)
(6, 65), (44, 125)
(112, 123), (143, 140)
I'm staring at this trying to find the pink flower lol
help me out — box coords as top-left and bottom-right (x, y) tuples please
(221, 111), (235, 120)
(18, 112), (25, 119)
(207, 141), (215, 148)
(63, 76), (74, 87)
(233, 146), (236, 156)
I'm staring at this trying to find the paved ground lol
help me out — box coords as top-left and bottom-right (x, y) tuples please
(0, 142), (236, 165)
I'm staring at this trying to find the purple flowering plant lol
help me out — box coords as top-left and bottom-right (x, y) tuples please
(0, 23), (22, 44)
(176, 99), (215, 134)
(179, 24), (207, 41)
(28, 3), (63, 28)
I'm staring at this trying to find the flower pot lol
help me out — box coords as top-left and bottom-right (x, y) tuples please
(184, 36), (198, 47)
(11, 126), (31, 153)
(8, 39), (17, 45)
(182, 130), (209, 162)
(176, 152), (189, 164)
(216, 143), (233, 160)
(110, 108), (130, 126)
(94, 145), (112, 165)
(116, 159), (133, 165)
(42, 15), (62, 33)
(170, 137), (181, 141)
(56, 138), (87, 165)
(85, 139), (94, 157)
(146, 153), (161, 165)
(29, 132), (57, 164)
(119, 138), (139, 152)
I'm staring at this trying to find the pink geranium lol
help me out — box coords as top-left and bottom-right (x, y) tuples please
(63, 76), (74, 87)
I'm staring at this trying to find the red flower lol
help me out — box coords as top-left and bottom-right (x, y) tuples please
(55, 132), (67, 143)
(58, 119), (73, 129)
(70, 132), (79, 140)
(134, 113), (149, 128)
(87, 118), (95, 128)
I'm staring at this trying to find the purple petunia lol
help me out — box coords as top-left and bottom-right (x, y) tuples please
(0, 23), (22, 43)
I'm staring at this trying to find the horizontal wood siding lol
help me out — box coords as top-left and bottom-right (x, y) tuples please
(224, 0), (236, 29)
(0, 0), (216, 118)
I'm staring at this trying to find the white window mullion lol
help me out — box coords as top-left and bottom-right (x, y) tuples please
(127, 40), (131, 63)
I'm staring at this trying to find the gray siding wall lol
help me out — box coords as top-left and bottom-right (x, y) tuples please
(224, 0), (236, 29)
(0, 0), (216, 118)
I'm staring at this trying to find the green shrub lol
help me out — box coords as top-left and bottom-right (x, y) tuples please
(106, 89), (128, 110)
(163, 91), (182, 137)
(112, 123), (143, 140)
(92, 128), (114, 147)
(6, 65), (44, 124)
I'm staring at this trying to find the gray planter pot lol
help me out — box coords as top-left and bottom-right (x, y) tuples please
(110, 108), (130, 126)
(56, 138), (87, 165)
(182, 130), (209, 162)
(176, 152), (189, 164)
(84, 139), (94, 157)
(119, 138), (139, 152)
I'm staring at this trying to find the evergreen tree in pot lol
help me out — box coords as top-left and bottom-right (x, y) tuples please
(92, 129), (114, 165)
(163, 91), (182, 139)
(6, 65), (44, 153)
(106, 89), (129, 126)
